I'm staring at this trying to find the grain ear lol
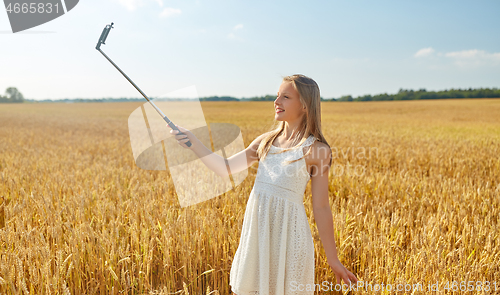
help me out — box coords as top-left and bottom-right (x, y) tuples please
(0, 196), (4, 229)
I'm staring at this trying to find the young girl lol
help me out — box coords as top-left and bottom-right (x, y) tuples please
(169, 74), (358, 294)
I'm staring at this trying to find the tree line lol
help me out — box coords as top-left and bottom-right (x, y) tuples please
(2, 87), (499, 103)
(0, 87), (24, 103)
(336, 87), (500, 102)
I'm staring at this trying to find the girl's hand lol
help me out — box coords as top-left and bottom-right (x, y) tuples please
(168, 124), (196, 149)
(328, 257), (358, 286)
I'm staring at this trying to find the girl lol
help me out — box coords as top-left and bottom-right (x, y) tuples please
(169, 74), (358, 294)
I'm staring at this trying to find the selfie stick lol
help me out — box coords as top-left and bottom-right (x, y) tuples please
(95, 22), (192, 147)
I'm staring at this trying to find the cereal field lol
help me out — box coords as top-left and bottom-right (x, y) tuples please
(0, 99), (499, 294)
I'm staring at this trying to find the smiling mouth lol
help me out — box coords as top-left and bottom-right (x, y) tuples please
(276, 109), (284, 113)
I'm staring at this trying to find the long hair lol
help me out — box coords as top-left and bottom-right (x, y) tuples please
(257, 74), (331, 166)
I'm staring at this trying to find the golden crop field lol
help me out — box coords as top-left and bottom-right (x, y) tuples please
(0, 99), (499, 294)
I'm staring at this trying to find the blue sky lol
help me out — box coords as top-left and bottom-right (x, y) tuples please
(0, 0), (499, 100)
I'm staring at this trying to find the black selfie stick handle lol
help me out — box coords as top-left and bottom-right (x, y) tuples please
(96, 22), (113, 50)
(95, 22), (192, 147)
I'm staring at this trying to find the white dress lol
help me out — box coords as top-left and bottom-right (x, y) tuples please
(230, 134), (317, 295)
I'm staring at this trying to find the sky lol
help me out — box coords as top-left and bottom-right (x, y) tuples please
(0, 0), (499, 100)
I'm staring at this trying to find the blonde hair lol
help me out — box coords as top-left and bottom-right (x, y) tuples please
(257, 74), (331, 166)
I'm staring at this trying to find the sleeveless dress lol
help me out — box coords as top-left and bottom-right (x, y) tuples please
(230, 134), (318, 295)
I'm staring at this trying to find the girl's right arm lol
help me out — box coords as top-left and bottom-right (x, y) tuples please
(169, 124), (267, 178)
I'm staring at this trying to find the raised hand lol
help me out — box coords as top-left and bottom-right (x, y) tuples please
(168, 124), (197, 149)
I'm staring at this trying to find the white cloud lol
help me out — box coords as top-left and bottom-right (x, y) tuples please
(228, 24), (244, 40)
(445, 49), (489, 59)
(444, 49), (500, 67)
(414, 47), (435, 58)
(413, 47), (500, 68)
(154, 0), (163, 6)
(160, 7), (182, 18)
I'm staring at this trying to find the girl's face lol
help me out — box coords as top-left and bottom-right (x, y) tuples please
(274, 81), (306, 122)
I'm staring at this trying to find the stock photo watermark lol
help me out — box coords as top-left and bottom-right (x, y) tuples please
(330, 145), (378, 177)
(290, 280), (500, 293)
(3, 0), (79, 33)
(128, 81), (379, 208)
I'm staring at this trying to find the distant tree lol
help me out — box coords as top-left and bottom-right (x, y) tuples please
(249, 95), (276, 101)
(356, 94), (373, 101)
(199, 96), (239, 101)
(338, 95), (353, 102)
(4, 87), (24, 103)
(372, 92), (391, 101)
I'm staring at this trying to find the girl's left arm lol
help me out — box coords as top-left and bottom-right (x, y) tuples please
(310, 143), (358, 285)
